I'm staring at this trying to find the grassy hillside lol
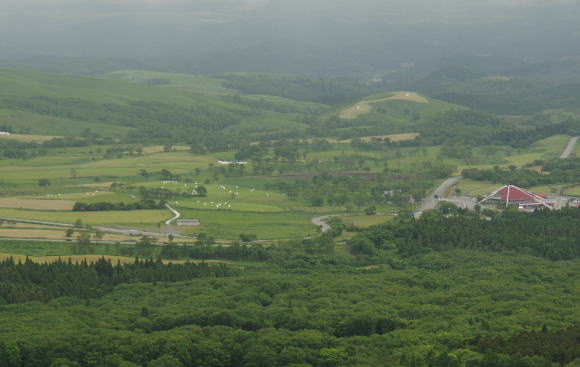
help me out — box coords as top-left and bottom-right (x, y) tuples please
(317, 91), (462, 138)
(103, 70), (235, 95)
(0, 69), (338, 143)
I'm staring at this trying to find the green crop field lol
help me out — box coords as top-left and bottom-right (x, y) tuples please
(176, 209), (317, 240)
(456, 180), (501, 197)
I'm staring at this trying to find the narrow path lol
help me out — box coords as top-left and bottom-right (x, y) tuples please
(560, 136), (579, 159)
(165, 204), (181, 225)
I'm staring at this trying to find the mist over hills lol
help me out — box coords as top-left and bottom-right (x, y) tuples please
(1, 0), (579, 78)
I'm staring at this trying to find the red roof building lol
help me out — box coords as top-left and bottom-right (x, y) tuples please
(480, 185), (553, 209)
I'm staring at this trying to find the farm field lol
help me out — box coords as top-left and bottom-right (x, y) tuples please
(0, 198), (75, 210)
(0, 133), (60, 142)
(0, 208), (171, 228)
(0, 227), (148, 242)
(0, 69), (578, 246)
(341, 214), (393, 228)
(565, 185), (580, 196)
(456, 180), (500, 198)
(176, 209), (318, 240)
(0, 132), (574, 241)
(0, 253), (199, 264)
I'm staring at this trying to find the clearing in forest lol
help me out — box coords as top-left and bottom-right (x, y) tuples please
(339, 92), (429, 120)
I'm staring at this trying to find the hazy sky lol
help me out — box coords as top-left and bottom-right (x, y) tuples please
(0, 0), (578, 76)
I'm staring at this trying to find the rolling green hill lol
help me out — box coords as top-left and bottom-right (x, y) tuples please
(316, 91), (463, 138)
(0, 69), (329, 144)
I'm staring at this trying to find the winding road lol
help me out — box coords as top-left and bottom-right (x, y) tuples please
(311, 214), (346, 232)
(560, 136), (579, 159)
(165, 204), (181, 225)
(414, 176), (463, 217)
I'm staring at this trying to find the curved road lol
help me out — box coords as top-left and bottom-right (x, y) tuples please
(561, 136), (579, 159)
(311, 214), (346, 232)
(165, 204), (181, 225)
(414, 176), (463, 217)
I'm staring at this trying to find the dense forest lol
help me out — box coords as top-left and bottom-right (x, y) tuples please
(0, 244), (578, 366)
(0, 257), (234, 304)
(348, 207), (580, 260)
(462, 158), (580, 187)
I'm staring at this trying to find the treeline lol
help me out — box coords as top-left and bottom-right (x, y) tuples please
(348, 208), (580, 260)
(266, 167), (452, 207)
(216, 73), (377, 105)
(73, 199), (166, 212)
(160, 243), (271, 262)
(0, 135), (116, 159)
(463, 158), (580, 187)
(0, 257), (235, 304)
(475, 326), (580, 367)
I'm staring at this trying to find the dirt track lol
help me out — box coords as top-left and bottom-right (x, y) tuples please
(339, 92), (428, 120)
(560, 136), (579, 159)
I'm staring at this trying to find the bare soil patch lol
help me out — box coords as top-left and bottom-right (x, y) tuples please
(0, 198), (75, 211)
(339, 92), (428, 120)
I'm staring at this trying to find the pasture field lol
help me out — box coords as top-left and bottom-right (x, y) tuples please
(0, 150), (215, 185)
(505, 135), (572, 165)
(141, 145), (191, 154)
(342, 214), (393, 228)
(565, 185), (580, 196)
(176, 209), (318, 240)
(456, 180), (501, 198)
(528, 184), (567, 195)
(0, 198), (75, 210)
(0, 128), (575, 242)
(16, 191), (132, 202)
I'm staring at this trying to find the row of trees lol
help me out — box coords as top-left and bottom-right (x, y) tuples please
(0, 257), (235, 304)
(73, 199), (166, 212)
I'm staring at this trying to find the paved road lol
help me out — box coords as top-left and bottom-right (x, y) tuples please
(0, 216), (194, 239)
(165, 204), (181, 225)
(442, 196), (477, 210)
(0, 237), (140, 245)
(414, 176), (463, 217)
(561, 136), (579, 159)
(311, 214), (346, 232)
